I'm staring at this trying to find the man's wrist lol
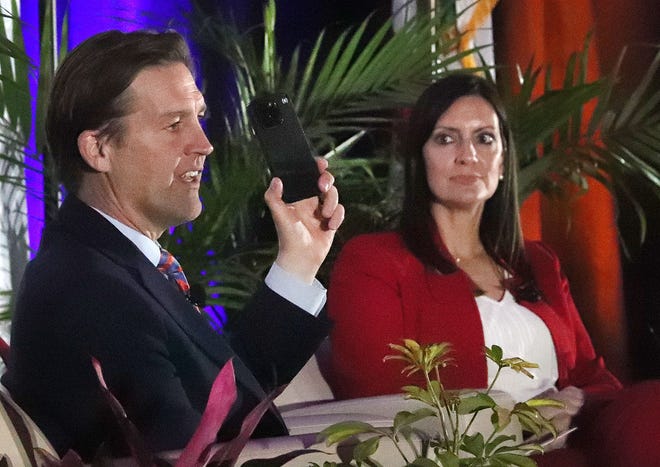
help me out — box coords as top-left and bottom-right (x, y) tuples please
(264, 262), (326, 316)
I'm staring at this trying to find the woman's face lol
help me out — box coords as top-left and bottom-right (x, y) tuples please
(422, 95), (504, 211)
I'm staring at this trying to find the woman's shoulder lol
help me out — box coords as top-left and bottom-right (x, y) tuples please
(339, 231), (410, 258)
(343, 231), (405, 249)
(335, 231), (415, 268)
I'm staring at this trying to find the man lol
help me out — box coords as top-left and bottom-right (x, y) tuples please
(2, 30), (343, 460)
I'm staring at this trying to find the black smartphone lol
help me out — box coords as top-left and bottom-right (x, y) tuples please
(247, 93), (320, 203)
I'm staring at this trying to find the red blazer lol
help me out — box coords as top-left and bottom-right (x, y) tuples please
(327, 232), (621, 400)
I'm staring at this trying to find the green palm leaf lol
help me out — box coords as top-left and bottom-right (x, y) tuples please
(503, 37), (660, 251)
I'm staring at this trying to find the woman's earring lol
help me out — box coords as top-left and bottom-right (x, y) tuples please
(499, 173), (504, 181)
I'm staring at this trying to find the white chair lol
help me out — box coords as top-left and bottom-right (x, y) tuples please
(0, 383), (59, 465)
(0, 333), (58, 466)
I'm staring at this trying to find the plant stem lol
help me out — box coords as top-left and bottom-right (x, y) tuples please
(460, 364), (504, 451)
(486, 365), (503, 394)
(428, 370), (450, 447)
(386, 432), (411, 464)
(429, 366), (457, 453)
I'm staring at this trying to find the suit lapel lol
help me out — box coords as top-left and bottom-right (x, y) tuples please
(57, 195), (269, 402)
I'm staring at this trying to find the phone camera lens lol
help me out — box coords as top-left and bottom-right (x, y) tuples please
(261, 100), (284, 128)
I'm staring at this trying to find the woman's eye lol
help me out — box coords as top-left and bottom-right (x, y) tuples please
(434, 134), (453, 145)
(478, 133), (495, 144)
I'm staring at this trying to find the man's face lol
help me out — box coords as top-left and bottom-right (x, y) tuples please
(102, 63), (213, 237)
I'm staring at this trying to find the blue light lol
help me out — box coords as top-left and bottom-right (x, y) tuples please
(204, 304), (227, 332)
(20, 1), (43, 256)
(67, 0), (191, 49)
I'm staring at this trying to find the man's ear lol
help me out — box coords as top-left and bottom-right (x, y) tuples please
(78, 130), (111, 172)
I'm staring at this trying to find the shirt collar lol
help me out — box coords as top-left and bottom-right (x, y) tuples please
(91, 207), (161, 267)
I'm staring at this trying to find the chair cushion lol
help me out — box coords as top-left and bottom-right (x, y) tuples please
(0, 383), (59, 464)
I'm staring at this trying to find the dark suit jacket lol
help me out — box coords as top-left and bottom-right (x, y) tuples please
(2, 195), (330, 460)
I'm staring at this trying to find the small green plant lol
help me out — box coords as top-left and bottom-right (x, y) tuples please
(315, 340), (564, 466)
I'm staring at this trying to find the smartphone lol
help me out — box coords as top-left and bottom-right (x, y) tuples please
(247, 93), (320, 203)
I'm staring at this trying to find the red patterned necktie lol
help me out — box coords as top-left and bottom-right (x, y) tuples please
(157, 248), (191, 296)
(157, 248), (203, 315)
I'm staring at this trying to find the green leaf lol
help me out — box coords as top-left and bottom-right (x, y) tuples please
(393, 408), (436, 432)
(485, 345), (503, 363)
(318, 421), (378, 446)
(493, 443), (541, 456)
(498, 357), (540, 379)
(512, 403), (557, 439)
(484, 434), (517, 457)
(435, 451), (460, 467)
(402, 385), (436, 406)
(460, 432), (485, 458)
(490, 452), (538, 467)
(353, 436), (381, 463)
(322, 130), (367, 159)
(408, 458), (442, 467)
(491, 405), (512, 432)
(456, 393), (496, 415)
(524, 398), (565, 409)
(386, 340), (454, 376)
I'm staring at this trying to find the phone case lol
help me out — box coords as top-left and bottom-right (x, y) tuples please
(247, 93), (320, 203)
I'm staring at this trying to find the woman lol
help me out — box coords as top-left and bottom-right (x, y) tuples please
(327, 73), (659, 466)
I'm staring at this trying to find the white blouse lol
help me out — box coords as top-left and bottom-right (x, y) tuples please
(476, 290), (558, 402)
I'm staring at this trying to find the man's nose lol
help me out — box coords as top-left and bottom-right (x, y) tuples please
(189, 123), (214, 157)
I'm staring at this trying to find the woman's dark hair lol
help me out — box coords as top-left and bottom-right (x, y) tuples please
(46, 30), (194, 194)
(400, 73), (540, 301)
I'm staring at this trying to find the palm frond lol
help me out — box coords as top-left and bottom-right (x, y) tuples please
(0, 2), (32, 188)
(505, 38), (660, 251)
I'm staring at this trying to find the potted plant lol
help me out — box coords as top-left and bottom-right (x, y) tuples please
(315, 340), (564, 466)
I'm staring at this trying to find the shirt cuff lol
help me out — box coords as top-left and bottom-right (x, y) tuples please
(264, 262), (326, 317)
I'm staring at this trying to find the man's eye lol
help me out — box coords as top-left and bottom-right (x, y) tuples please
(167, 120), (181, 130)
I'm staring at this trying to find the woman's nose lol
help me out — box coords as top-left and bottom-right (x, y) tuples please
(456, 140), (478, 164)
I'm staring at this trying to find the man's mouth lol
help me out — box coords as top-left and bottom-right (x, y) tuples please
(180, 170), (202, 182)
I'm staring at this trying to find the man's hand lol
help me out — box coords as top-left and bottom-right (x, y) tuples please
(264, 157), (344, 284)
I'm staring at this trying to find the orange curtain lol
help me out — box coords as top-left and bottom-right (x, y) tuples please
(494, 0), (628, 380)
